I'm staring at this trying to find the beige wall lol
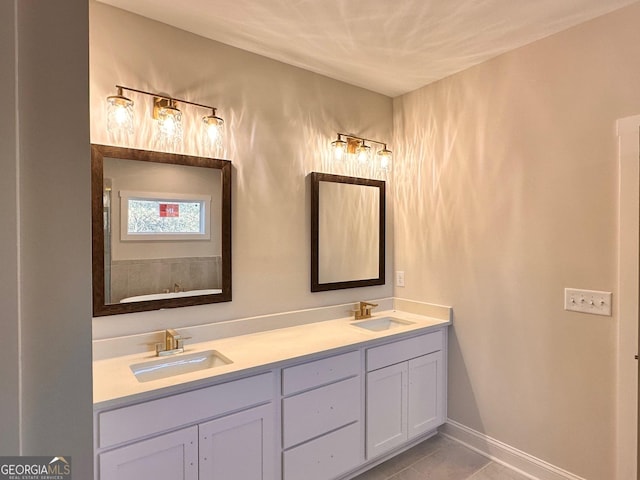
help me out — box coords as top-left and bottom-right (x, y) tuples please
(394, 4), (640, 479)
(90, 2), (394, 338)
(2, 0), (94, 477)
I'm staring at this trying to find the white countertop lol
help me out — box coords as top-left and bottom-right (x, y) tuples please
(93, 309), (450, 408)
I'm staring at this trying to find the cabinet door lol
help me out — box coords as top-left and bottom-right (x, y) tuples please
(366, 362), (407, 459)
(199, 403), (275, 480)
(99, 426), (198, 480)
(408, 351), (444, 438)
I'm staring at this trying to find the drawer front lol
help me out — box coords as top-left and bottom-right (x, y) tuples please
(99, 372), (273, 448)
(283, 422), (361, 480)
(283, 377), (360, 449)
(367, 331), (443, 372)
(282, 350), (360, 395)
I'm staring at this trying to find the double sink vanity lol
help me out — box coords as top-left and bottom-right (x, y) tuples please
(93, 306), (450, 480)
(90, 144), (450, 479)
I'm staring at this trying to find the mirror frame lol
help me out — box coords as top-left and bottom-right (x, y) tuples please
(310, 172), (385, 292)
(91, 144), (232, 316)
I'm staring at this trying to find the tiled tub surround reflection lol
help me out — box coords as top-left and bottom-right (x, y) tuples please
(109, 256), (222, 302)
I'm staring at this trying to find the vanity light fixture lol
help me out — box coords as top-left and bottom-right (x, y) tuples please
(202, 108), (225, 152)
(330, 132), (392, 170)
(356, 141), (371, 164)
(105, 85), (224, 153)
(330, 135), (347, 160)
(153, 97), (183, 147)
(377, 145), (392, 171)
(106, 86), (134, 135)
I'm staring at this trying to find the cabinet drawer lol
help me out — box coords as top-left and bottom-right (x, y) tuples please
(283, 376), (360, 449)
(99, 372), (273, 448)
(282, 350), (360, 395)
(367, 331), (443, 372)
(283, 422), (361, 480)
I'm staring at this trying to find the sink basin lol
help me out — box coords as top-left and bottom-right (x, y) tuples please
(130, 350), (232, 383)
(351, 317), (415, 332)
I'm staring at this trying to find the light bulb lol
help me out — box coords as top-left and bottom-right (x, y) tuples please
(207, 123), (219, 142)
(202, 113), (224, 154)
(377, 147), (392, 171)
(113, 105), (128, 125)
(162, 115), (176, 135)
(356, 143), (371, 164)
(155, 101), (183, 149)
(106, 90), (134, 135)
(331, 137), (347, 160)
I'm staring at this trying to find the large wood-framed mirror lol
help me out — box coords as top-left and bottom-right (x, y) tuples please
(91, 144), (232, 316)
(310, 172), (385, 292)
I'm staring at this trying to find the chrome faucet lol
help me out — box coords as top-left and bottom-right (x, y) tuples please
(353, 301), (378, 320)
(156, 328), (188, 356)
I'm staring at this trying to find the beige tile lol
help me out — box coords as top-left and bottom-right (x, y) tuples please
(389, 467), (424, 480)
(352, 435), (451, 480)
(128, 263), (153, 295)
(150, 260), (171, 292)
(352, 459), (403, 480)
(109, 264), (128, 303)
(392, 435), (453, 469)
(468, 463), (530, 480)
(412, 443), (490, 479)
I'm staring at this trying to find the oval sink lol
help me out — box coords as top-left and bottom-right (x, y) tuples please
(130, 350), (232, 383)
(351, 317), (415, 332)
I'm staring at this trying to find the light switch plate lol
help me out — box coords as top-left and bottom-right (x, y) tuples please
(396, 271), (405, 287)
(564, 288), (612, 316)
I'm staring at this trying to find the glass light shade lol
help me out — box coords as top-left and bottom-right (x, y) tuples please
(356, 143), (371, 164)
(155, 104), (183, 148)
(377, 148), (392, 170)
(106, 94), (134, 135)
(331, 138), (347, 160)
(202, 114), (224, 153)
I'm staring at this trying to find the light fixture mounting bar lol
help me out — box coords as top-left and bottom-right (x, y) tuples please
(337, 132), (388, 148)
(115, 85), (218, 112)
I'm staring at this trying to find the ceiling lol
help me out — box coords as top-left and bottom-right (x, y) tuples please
(97, 0), (638, 97)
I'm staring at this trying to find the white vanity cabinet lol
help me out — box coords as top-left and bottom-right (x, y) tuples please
(99, 425), (198, 480)
(199, 403), (274, 479)
(281, 351), (363, 480)
(95, 372), (276, 480)
(94, 319), (450, 480)
(365, 331), (445, 459)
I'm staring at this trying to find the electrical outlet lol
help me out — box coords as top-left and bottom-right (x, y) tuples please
(396, 271), (405, 287)
(564, 288), (612, 316)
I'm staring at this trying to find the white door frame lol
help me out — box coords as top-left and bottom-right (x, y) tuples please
(616, 115), (639, 480)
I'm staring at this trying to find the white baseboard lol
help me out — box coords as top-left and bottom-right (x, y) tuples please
(441, 420), (586, 480)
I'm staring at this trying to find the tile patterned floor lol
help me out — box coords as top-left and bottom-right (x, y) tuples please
(352, 435), (530, 480)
